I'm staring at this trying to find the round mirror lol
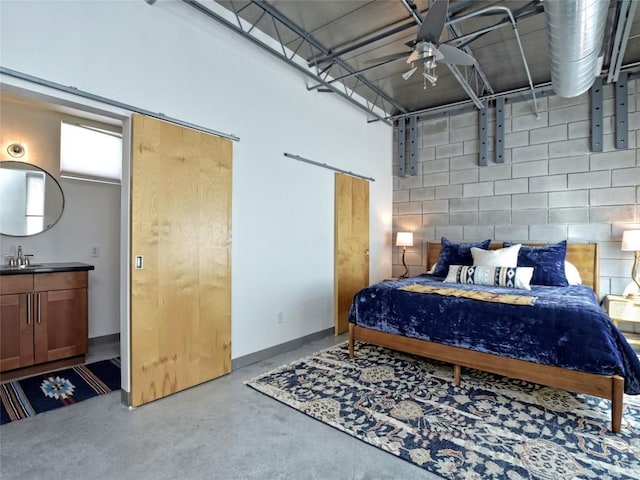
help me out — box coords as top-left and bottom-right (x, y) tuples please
(0, 161), (65, 237)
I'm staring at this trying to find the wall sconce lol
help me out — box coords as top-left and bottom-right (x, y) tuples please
(396, 231), (414, 279)
(7, 143), (26, 158)
(621, 229), (640, 298)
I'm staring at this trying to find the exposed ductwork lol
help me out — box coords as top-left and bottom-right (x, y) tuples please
(544, 0), (609, 98)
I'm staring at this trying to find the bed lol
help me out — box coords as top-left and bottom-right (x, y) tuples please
(348, 241), (640, 433)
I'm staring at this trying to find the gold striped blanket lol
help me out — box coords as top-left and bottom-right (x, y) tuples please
(399, 284), (536, 306)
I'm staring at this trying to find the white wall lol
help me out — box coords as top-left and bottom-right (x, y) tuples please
(0, 0), (393, 376)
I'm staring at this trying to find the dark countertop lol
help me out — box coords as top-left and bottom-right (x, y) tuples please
(0, 262), (95, 276)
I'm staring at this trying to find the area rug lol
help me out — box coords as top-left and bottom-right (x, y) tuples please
(246, 343), (640, 479)
(0, 358), (120, 425)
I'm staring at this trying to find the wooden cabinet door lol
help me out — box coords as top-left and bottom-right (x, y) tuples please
(130, 114), (232, 407)
(34, 289), (88, 364)
(0, 293), (34, 371)
(334, 173), (370, 335)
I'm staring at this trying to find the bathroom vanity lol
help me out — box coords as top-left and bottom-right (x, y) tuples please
(0, 263), (94, 380)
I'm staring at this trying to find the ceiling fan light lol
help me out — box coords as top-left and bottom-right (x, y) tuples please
(402, 66), (418, 80)
(423, 72), (438, 86)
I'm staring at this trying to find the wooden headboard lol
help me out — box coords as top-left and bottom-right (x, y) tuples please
(426, 242), (600, 297)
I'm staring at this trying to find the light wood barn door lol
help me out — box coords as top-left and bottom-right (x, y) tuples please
(334, 173), (369, 335)
(130, 114), (232, 407)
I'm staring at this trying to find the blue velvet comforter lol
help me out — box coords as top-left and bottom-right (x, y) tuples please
(348, 275), (640, 394)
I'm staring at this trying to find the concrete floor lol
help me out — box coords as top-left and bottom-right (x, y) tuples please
(0, 334), (442, 480)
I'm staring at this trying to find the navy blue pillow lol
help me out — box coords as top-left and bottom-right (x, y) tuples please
(504, 240), (569, 287)
(432, 237), (492, 277)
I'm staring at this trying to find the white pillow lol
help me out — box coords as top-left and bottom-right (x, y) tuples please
(565, 260), (582, 285)
(471, 244), (521, 267)
(444, 265), (534, 290)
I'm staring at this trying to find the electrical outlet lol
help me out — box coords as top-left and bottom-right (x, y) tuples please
(277, 311), (285, 324)
(91, 246), (100, 257)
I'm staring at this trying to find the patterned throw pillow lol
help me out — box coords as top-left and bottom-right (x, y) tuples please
(504, 240), (569, 287)
(432, 237), (492, 277)
(444, 265), (534, 290)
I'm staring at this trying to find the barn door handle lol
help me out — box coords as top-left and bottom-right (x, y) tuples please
(135, 255), (144, 270)
(365, 249), (369, 257)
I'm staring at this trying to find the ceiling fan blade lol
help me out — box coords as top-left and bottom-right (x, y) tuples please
(364, 51), (410, 65)
(416, 0), (449, 43)
(402, 66), (418, 80)
(438, 43), (476, 66)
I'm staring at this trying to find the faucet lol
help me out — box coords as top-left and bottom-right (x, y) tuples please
(3, 245), (32, 268)
(16, 245), (32, 267)
(16, 245), (25, 267)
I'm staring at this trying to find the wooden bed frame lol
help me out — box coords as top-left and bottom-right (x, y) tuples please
(349, 242), (626, 433)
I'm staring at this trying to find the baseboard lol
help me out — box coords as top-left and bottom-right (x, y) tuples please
(121, 389), (131, 407)
(232, 327), (334, 370)
(89, 333), (120, 347)
(118, 328), (334, 405)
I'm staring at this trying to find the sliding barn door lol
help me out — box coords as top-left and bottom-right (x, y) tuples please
(334, 173), (369, 335)
(130, 114), (232, 407)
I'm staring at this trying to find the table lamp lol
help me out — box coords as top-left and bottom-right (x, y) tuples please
(396, 232), (413, 278)
(621, 229), (640, 298)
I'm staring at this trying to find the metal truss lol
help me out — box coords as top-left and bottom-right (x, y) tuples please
(180, 0), (545, 121)
(607, 0), (638, 83)
(446, 64), (487, 110)
(182, 0), (406, 123)
(446, 2), (540, 116)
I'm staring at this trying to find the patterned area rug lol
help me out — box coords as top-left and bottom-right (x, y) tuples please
(246, 343), (640, 479)
(0, 358), (120, 424)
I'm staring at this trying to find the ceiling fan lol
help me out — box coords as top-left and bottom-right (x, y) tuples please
(368, 0), (475, 87)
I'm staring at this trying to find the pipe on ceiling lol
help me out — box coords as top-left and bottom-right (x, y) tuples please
(544, 0), (608, 98)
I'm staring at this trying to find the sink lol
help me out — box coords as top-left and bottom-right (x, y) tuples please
(0, 263), (92, 275)
(31, 266), (55, 272)
(1, 264), (44, 271)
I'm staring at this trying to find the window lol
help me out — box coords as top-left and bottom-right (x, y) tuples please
(25, 172), (45, 234)
(60, 122), (122, 184)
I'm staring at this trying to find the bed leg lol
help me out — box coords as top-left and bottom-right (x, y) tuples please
(348, 323), (355, 359)
(611, 375), (624, 434)
(453, 364), (461, 386)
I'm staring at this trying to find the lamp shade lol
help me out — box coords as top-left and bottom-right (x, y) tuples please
(396, 232), (413, 247)
(621, 230), (640, 251)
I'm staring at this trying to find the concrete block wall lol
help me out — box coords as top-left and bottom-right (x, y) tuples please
(392, 81), (640, 309)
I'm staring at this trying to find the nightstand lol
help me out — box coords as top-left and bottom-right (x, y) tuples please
(604, 294), (640, 346)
